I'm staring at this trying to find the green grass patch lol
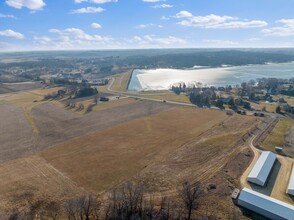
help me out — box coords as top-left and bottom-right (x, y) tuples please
(262, 119), (293, 151)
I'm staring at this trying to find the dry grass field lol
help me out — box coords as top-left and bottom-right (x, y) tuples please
(0, 86), (267, 218)
(262, 118), (293, 155)
(110, 71), (132, 92)
(39, 109), (261, 219)
(0, 102), (34, 161)
(40, 108), (228, 192)
(0, 82), (42, 94)
(0, 155), (84, 212)
(136, 91), (190, 103)
(33, 100), (173, 150)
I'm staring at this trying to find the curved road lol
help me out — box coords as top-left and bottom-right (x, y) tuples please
(240, 116), (294, 204)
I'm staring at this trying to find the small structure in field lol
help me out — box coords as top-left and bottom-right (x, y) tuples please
(231, 188), (240, 200)
(238, 187), (294, 220)
(247, 151), (276, 186)
(287, 166), (294, 196)
(275, 146), (283, 153)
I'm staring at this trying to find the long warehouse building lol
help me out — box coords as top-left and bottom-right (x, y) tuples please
(247, 151), (276, 186)
(238, 188), (294, 220)
(287, 165), (294, 196)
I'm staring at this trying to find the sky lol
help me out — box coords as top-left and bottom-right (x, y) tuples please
(1, 0), (294, 51)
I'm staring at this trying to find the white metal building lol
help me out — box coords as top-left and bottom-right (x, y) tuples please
(287, 166), (294, 196)
(247, 151), (276, 186)
(238, 188), (294, 220)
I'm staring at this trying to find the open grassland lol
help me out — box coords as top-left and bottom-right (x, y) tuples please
(0, 87), (266, 218)
(41, 108), (227, 192)
(39, 109), (260, 219)
(1, 88), (63, 138)
(33, 100), (173, 150)
(272, 94), (294, 106)
(135, 115), (260, 191)
(0, 82), (42, 94)
(136, 91), (190, 103)
(0, 88), (173, 161)
(262, 118), (293, 154)
(54, 97), (137, 114)
(0, 155), (84, 212)
(0, 102), (34, 161)
(250, 101), (278, 113)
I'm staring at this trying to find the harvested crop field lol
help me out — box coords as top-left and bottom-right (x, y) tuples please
(0, 82), (42, 94)
(40, 109), (256, 194)
(0, 102), (34, 161)
(0, 87), (264, 218)
(0, 155), (84, 213)
(33, 99), (174, 150)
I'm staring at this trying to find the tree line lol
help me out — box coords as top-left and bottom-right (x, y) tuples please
(2, 181), (240, 220)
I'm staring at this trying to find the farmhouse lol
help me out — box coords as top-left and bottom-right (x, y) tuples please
(247, 151), (276, 186)
(238, 187), (294, 220)
(287, 166), (294, 196)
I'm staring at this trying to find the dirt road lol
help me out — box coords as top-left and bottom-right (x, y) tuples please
(240, 117), (294, 204)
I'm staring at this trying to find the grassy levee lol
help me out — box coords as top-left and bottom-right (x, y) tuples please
(110, 71), (133, 92)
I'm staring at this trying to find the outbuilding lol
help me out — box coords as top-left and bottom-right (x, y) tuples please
(247, 151), (276, 186)
(287, 166), (294, 196)
(238, 188), (294, 220)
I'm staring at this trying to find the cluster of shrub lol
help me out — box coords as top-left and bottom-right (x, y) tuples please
(44, 87), (98, 101)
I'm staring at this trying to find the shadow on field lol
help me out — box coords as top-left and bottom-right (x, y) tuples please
(248, 159), (281, 196)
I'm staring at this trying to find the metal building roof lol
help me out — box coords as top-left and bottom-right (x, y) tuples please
(238, 188), (294, 220)
(247, 151), (276, 186)
(287, 166), (294, 196)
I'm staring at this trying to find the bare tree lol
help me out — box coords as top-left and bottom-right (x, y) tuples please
(64, 194), (101, 220)
(106, 182), (145, 219)
(180, 181), (203, 220)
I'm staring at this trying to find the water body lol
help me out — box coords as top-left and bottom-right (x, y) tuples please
(128, 62), (294, 91)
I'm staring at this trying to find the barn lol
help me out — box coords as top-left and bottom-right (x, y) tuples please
(238, 188), (294, 220)
(287, 166), (294, 196)
(247, 151), (276, 186)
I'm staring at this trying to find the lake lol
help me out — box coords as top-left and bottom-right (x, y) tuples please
(128, 62), (294, 91)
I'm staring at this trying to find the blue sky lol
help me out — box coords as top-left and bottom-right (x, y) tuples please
(1, 0), (294, 51)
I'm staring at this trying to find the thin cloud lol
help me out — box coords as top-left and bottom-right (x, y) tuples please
(142, 0), (165, 2)
(74, 0), (118, 4)
(0, 29), (24, 39)
(91, 22), (102, 29)
(262, 19), (294, 36)
(6, 0), (45, 10)
(136, 24), (163, 29)
(175, 11), (267, 29)
(152, 4), (173, 9)
(0, 13), (15, 18)
(203, 39), (238, 45)
(34, 28), (112, 49)
(71, 7), (105, 14)
(131, 35), (186, 47)
(175, 11), (193, 18)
